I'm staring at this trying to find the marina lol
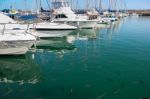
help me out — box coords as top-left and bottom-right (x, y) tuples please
(0, 0), (150, 99)
(0, 16), (150, 99)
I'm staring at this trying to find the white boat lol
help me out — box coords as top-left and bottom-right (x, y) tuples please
(101, 11), (119, 23)
(30, 22), (77, 38)
(97, 17), (111, 24)
(0, 12), (36, 55)
(51, 1), (97, 29)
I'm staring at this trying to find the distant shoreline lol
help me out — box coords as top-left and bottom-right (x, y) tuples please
(128, 10), (150, 16)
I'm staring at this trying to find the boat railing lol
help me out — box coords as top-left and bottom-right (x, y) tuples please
(0, 23), (32, 35)
(0, 23), (40, 41)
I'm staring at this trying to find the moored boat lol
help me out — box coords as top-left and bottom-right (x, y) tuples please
(0, 12), (36, 55)
(51, 0), (97, 29)
(30, 22), (77, 38)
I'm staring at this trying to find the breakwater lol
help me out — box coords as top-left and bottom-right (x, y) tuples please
(128, 10), (150, 16)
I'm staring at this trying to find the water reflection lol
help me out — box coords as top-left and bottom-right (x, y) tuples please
(36, 37), (76, 51)
(0, 17), (150, 99)
(33, 29), (99, 65)
(35, 29), (98, 53)
(96, 23), (111, 29)
(0, 54), (41, 84)
(99, 20), (124, 40)
(67, 29), (98, 43)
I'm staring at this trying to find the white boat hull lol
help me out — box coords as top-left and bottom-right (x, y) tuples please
(0, 47), (28, 55)
(0, 12), (37, 55)
(0, 41), (35, 55)
(30, 22), (77, 38)
(76, 21), (97, 29)
(35, 30), (73, 38)
(54, 20), (97, 29)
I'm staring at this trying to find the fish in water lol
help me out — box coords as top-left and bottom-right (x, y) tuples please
(107, 78), (113, 82)
(59, 86), (64, 93)
(36, 97), (43, 99)
(4, 87), (13, 96)
(85, 84), (92, 88)
(64, 68), (72, 72)
(69, 88), (73, 95)
(114, 71), (121, 76)
(70, 88), (73, 93)
(133, 80), (146, 85)
(138, 80), (146, 85)
(96, 93), (107, 99)
(140, 97), (149, 99)
(121, 82), (126, 89)
(113, 89), (121, 94)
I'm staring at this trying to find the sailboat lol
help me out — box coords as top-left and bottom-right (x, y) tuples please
(85, 0), (99, 20)
(0, 12), (36, 55)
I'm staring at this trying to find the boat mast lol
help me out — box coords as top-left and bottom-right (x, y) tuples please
(122, 0), (127, 11)
(95, 0), (97, 9)
(61, 0), (64, 7)
(35, 0), (39, 14)
(108, 0), (111, 10)
(112, 0), (115, 10)
(40, 0), (42, 13)
(75, 0), (79, 13)
(114, 0), (117, 11)
(99, 0), (102, 11)
(122, 0), (126, 11)
(121, 0), (124, 11)
(109, 0), (115, 11)
(10, 0), (13, 10)
(71, 0), (73, 10)
(86, 0), (90, 10)
(46, 0), (50, 10)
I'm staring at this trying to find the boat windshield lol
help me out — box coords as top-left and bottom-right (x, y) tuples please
(55, 14), (68, 19)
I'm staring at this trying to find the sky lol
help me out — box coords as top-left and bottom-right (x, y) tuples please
(0, 0), (150, 10)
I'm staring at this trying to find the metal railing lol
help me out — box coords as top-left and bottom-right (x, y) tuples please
(0, 23), (40, 41)
(0, 23), (33, 35)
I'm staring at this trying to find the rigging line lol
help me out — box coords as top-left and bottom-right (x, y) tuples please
(109, 0), (112, 10)
(24, 0), (27, 10)
(95, 0), (97, 9)
(99, 0), (101, 10)
(70, 0), (73, 9)
(46, 0), (51, 9)
(76, 0), (78, 10)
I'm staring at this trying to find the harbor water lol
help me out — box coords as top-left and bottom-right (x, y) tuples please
(0, 16), (150, 99)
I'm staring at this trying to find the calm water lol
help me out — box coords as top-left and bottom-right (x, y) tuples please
(0, 16), (150, 99)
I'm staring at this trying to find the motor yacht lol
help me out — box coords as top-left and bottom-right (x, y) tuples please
(0, 12), (36, 55)
(30, 22), (77, 38)
(51, 0), (97, 29)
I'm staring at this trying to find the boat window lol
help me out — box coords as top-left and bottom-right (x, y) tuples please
(13, 28), (21, 30)
(55, 14), (68, 18)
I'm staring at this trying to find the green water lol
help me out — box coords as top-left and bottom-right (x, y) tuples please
(0, 16), (150, 99)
